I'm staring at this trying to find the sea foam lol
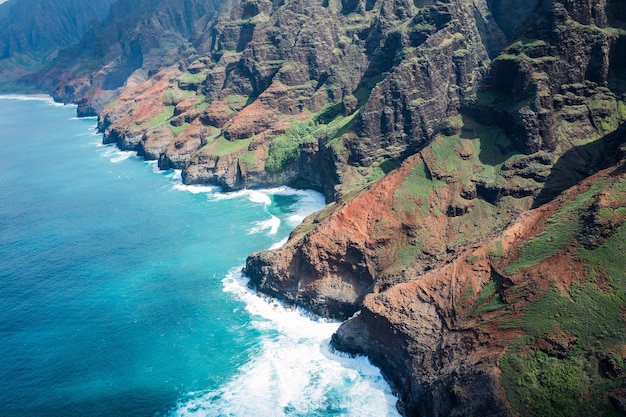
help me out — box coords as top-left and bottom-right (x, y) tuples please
(0, 94), (57, 103)
(248, 215), (281, 235)
(171, 269), (400, 417)
(96, 143), (138, 164)
(210, 187), (325, 236)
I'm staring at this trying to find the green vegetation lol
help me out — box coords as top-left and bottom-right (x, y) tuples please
(426, 115), (524, 193)
(265, 119), (317, 173)
(226, 94), (251, 109)
(469, 122), (516, 166)
(395, 243), (423, 268)
(502, 278), (626, 416)
(459, 284), (475, 309)
(499, 175), (626, 417)
(177, 71), (206, 85)
(166, 87), (195, 104)
(149, 106), (175, 129)
(238, 150), (258, 170)
(522, 282), (625, 342)
(436, 32), (464, 49)
(212, 137), (253, 157)
(367, 159), (401, 182)
(170, 122), (189, 136)
(422, 134), (467, 176)
(504, 182), (602, 275)
(501, 347), (589, 417)
(393, 158), (445, 216)
(516, 39), (547, 48)
(473, 280), (505, 315)
(265, 102), (359, 174)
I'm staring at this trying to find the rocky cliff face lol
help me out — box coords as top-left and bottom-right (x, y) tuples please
(330, 155), (626, 417)
(244, 0), (626, 415)
(5, 0), (625, 415)
(0, 0), (115, 88)
(42, 0), (222, 116)
(96, 0), (513, 197)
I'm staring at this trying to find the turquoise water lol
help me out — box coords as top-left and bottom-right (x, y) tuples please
(0, 96), (399, 417)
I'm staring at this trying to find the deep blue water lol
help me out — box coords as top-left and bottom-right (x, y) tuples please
(0, 96), (399, 417)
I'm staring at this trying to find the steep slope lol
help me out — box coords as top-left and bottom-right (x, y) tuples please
(246, 0), (626, 318)
(42, 0), (222, 115)
(0, 0), (115, 89)
(332, 154), (626, 417)
(243, 0), (626, 415)
(3, 0), (624, 415)
(97, 0), (511, 197)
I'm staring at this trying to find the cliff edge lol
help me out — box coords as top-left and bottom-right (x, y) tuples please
(245, 0), (626, 415)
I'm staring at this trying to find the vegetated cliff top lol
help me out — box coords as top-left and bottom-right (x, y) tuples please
(3, 0), (625, 415)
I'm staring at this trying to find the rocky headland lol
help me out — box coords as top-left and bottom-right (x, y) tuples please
(2, 0), (625, 415)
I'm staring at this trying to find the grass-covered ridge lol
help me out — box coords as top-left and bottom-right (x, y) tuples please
(496, 171), (626, 417)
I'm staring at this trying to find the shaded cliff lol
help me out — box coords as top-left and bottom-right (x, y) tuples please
(0, 0), (115, 89)
(40, 0), (222, 116)
(97, 0), (510, 198)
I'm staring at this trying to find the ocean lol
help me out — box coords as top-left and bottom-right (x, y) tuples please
(0, 95), (400, 416)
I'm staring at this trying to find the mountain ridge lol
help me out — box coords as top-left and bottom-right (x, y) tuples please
(1, 0), (625, 415)
(0, 0), (116, 88)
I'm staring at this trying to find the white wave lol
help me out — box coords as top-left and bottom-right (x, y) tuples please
(248, 216), (281, 236)
(212, 187), (325, 220)
(175, 184), (221, 194)
(248, 189), (272, 205)
(211, 189), (272, 206)
(144, 160), (160, 173)
(110, 150), (136, 163)
(265, 186), (326, 225)
(74, 131), (97, 138)
(269, 237), (288, 250)
(171, 270), (400, 417)
(163, 169), (220, 194)
(96, 144), (138, 164)
(0, 94), (56, 103)
(0, 94), (68, 107)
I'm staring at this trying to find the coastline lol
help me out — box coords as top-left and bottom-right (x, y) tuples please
(0, 94), (402, 415)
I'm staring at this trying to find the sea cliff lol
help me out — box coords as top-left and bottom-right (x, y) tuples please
(2, 0), (625, 415)
(88, 0), (626, 414)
